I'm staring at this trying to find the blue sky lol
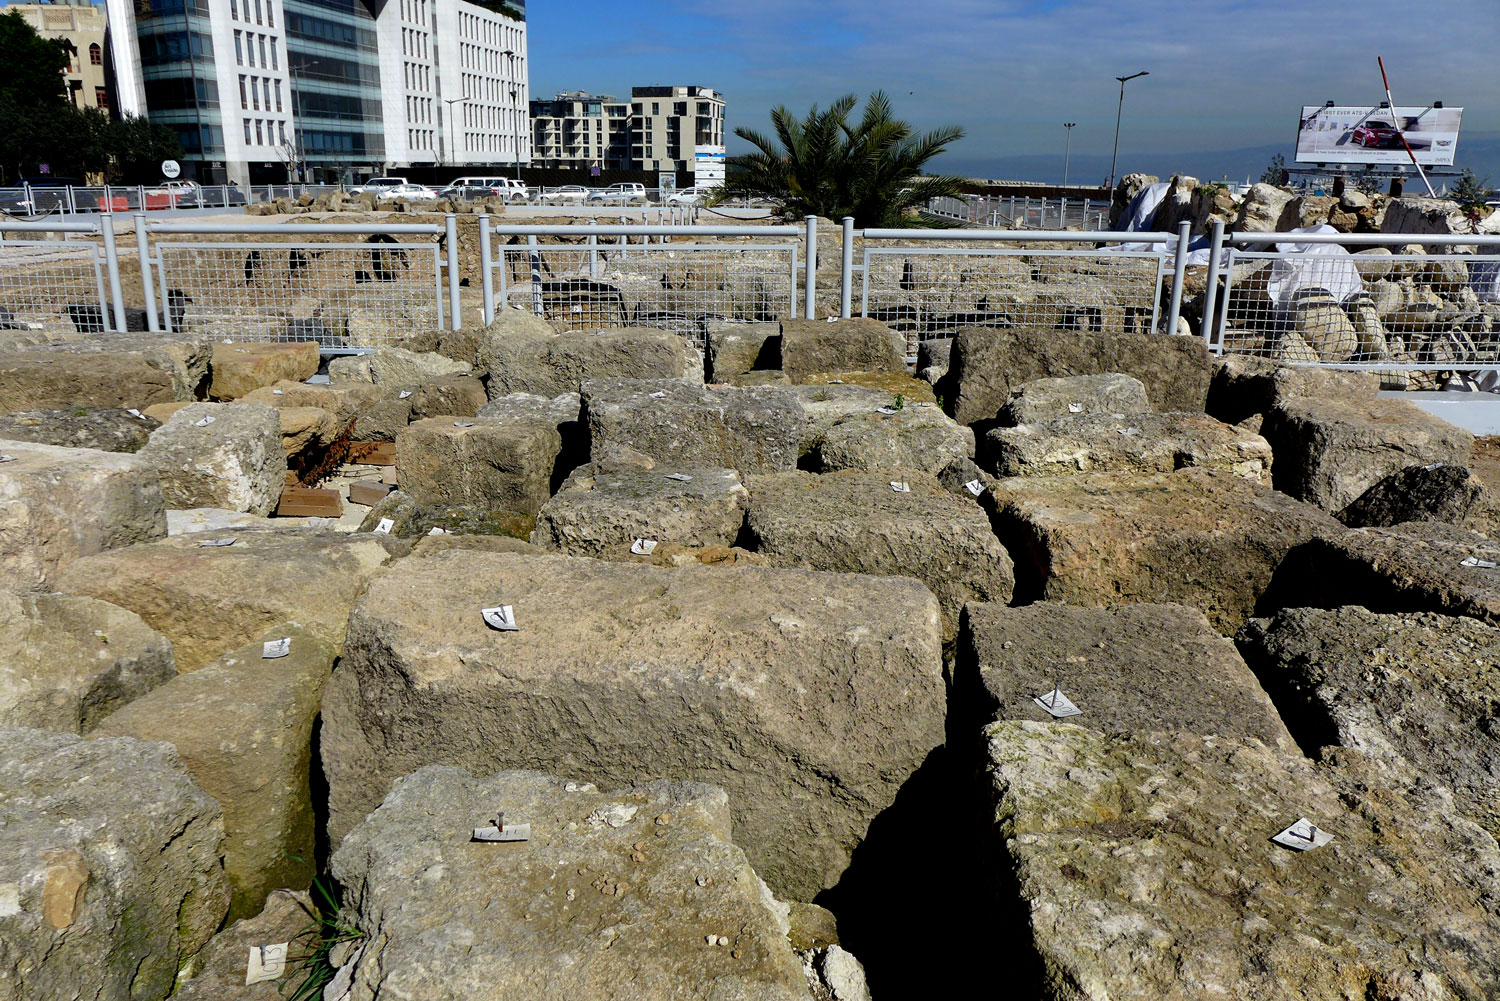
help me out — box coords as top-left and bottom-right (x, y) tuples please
(530, 0), (1500, 182)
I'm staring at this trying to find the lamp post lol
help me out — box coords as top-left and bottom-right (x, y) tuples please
(1107, 71), (1148, 191)
(443, 95), (468, 167)
(1063, 122), (1076, 187)
(502, 48), (522, 180)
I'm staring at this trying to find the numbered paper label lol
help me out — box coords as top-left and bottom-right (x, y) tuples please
(398, 390), (412, 399)
(127, 408), (149, 419)
(194, 416), (215, 427)
(198, 537), (236, 548)
(1067, 402), (1083, 413)
(262, 637), (291, 659)
(473, 822), (531, 842)
(889, 480), (911, 493)
(245, 942), (288, 985)
(665, 473), (693, 482)
(482, 605), (518, 631)
(1033, 688), (1081, 718)
(427, 527), (448, 536)
(0, 455), (15, 463)
(875, 407), (898, 416)
(964, 479), (985, 497)
(453, 422), (476, 428)
(374, 518), (394, 535)
(1461, 556), (1497, 569)
(630, 538), (658, 555)
(1271, 817), (1334, 851)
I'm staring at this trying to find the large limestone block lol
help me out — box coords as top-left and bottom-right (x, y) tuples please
(584, 379), (804, 474)
(993, 468), (1341, 632)
(0, 439), (167, 590)
(328, 346), (471, 386)
(532, 462), (748, 556)
(1205, 355), (1379, 424)
(137, 402), (286, 516)
(10, 333), (211, 406)
(1381, 196), (1473, 237)
(745, 469), (1012, 640)
(321, 550), (945, 900)
(1339, 462), (1483, 528)
(779, 318), (905, 382)
(53, 531), (390, 672)
(0, 407), (158, 453)
(329, 769), (829, 1001)
(482, 324), (700, 399)
(788, 383), (893, 455)
(242, 380), (410, 442)
(944, 325), (1212, 425)
(209, 341), (319, 400)
(812, 403), (975, 475)
(0, 727), (230, 1001)
(174, 889), (312, 1001)
(0, 590), (175, 733)
(1234, 182), (1298, 232)
(476, 391), (586, 487)
(396, 416), (560, 516)
(985, 411), (1272, 481)
(94, 626), (336, 920)
(985, 722), (1500, 1000)
(706, 320), (780, 381)
(957, 602), (1293, 751)
(407, 375), (488, 419)
(996, 373), (1149, 426)
(1261, 396), (1472, 516)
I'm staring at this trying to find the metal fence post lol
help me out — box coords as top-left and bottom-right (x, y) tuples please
(478, 213), (495, 326)
(133, 213), (159, 332)
(803, 215), (817, 319)
(587, 219), (599, 279)
(1060, 197), (1068, 229)
(1200, 219), (1225, 351)
(527, 234), (544, 316)
(1165, 220), (1191, 336)
(98, 218), (127, 332)
(445, 213), (462, 330)
(840, 216), (853, 319)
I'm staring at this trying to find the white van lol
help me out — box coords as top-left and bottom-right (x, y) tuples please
(439, 177), (529, 202)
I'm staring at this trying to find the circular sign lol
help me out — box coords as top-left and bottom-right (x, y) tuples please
(161, 159), (181, 179)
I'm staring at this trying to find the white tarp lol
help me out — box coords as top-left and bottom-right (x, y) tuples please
(1119, 182), (1169, 233)
(1473, 261), (1500, 304)
(1266, 225), (1364, 307)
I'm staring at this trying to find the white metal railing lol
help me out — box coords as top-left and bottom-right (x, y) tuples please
(926, 193), (1110, 231)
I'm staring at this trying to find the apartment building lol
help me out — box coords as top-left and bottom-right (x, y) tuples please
(104, 0), (528, 185)
(12, 1), (111, 112)
(529, 91), (631, 170)
(630, 86), (724, 175)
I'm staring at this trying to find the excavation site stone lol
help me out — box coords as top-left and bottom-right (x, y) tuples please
(0, 438), (166, 590)
(983, 722), (1500, 1000)
(242, 380), (411, 442)
(481, 324), (700, 399)
(811, 404), (975, 476)
(53, 531), (390, 672)
(706, 320), (780, 381)
(406, 375), (489, 419)
(583, 379), (804, 474)
(320, 550), (944, 901)
(94, 625), (336, 920)
(475, 391), (586, 484)
(208, 341), (319, 400)
(3, 333), (211, 408)
(995, 373), (1149, 426)
(779, 318), (905, 382)
(984, 411), (1272, 481)
(0, 407), (158, 452)
(956, 601), (1293, 751)
(944, 325), (1213, 424)
(993, 468), (1341, 632)
(1338, 462), (1483, 527)
(137, 402), (286, 516)
(396, 415), (560, 516)
(329, 768), (840, 1001)
(0, 590), (175, 734)
(0, 727), (229, 1001)
(532, 462), (748, 557)
(174, 889), (313, 1001)
(1206, 355), (1379, 425)
(1261, 395), (1472, 516)
(745, 469), (1012, 640)
(328, 346), (472, 385)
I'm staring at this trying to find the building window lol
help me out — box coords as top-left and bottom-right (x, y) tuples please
(270, 39), (277, 70)
(89, 42), (101, 66)
(254, 0), (263, 24)
(231, 0), (238, 19)
(94, 86), (108, 109)
(278, 120), (286, 145)
(244, 120), (252, 143)
(274, 79), (282, 112)
(234, 31), (243, 65)
(266, 1), (274, 28)
(256, 120), (264, 145)
(258, 35), (267, 67)
(251, 78), (259, 110)
(239, 75), (247, 109)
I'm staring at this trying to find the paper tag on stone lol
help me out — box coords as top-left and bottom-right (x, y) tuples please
(262, 637), (291, 659)
(473, 822), (531, 842)
(374, 518), (394, 535)
(890, 480), (911, 493)
(649, 391), (668, 399)
(271, 390), (284, 396)
(875, 407), (898, 416)
(427, 526), (448, 536)
(630, 538), (658, 555)
(0, 455), (15, 463)
(827, 379), (844, 384)
(194, 416), (216, 427)
(665, 473), (693, 482)
(964, 479), (985, 497)
(1116, 427), (1139, 437)
(127, 408), (149, 419)
(1033, 688), (1081, 718)
(1271, 817), (1334, 851)
(398, 390), (412, 399)
(1461, 556), (1497, 569)
(198, 537), (236, 548)
(453, 422), (476, 428)
(245, 942), (287, 985)
(1067, 402), (1083, 413)
(482, 605), (518, 631)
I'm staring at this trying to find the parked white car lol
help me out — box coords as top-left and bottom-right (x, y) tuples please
(664, 186), (709, 205)
(439, 176), (529, 201)
(385, 183), (440, 200)
(351, 176), (408, 196)
(588, 182), (648, 204)
(538, 185), (590, 204)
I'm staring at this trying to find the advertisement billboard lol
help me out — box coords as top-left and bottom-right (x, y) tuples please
(1295, 105), (1463, 166)
(694, 144), (726, 188)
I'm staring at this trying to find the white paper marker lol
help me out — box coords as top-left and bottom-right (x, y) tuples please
(1067, 402), (1083, 413)
(890, 478), (910, 493)
(965, 479), (985, 497)
(398, 390), (412, 399)
(272, 389), (284, 395)
(427, 526), (449, 536)
(1116, 427), (1139, 437)
(453, 422), (476, 428)
(482, 605), (518, 631)
(127, 408), (149, 419)
(649, 391), (668, 399)
(373, 518), (394, 535)
(630, 538), (658, 556)
(1033, 684), (1081, 718)
(262, 637), (291, 659)
(194, 416), (216, 427)
(0, 455), (15, 463)
(665, 473), (693, 482)
(875, 407), (898, 416)
(198, 537), (237, 548)
(1461, 556), (1497, 569)
(1271, 817), (1334, 851)
(473, 810), (531, 842)
(245, 943), (288, 985)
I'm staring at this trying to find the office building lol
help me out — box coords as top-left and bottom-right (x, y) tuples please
(529, 91), (630, 170)
(12, 1), (112, 112)
(104, 0), (528, 185)
(529, 84), (725, 178)
(630, 86), (724, 175)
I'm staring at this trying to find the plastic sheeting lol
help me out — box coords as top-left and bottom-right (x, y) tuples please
(1118, 182), (1170, 233)
(1472, 260), (1500, 304)
(1265, 225), (1364, 308)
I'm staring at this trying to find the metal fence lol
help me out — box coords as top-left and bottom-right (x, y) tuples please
(927, 194), (1110, 231)
(1201, 223), (1500, 384)
(0, 220), (111, 335)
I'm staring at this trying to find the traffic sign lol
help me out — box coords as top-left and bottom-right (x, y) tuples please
(162, 159), (181, 179)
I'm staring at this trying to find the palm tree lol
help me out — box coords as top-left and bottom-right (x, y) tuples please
(726, 91), (966, 227)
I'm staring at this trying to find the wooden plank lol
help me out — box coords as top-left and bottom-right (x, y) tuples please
(348, 481), (394, 507)
(349, 441), (396, 466)
(276, 485), (343, 518)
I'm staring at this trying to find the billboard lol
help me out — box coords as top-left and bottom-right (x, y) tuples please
(1295, 105), (1463, 166)
(694, 144), (726, 188)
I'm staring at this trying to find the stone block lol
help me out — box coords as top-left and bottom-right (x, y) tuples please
(209, 341), (319, 400)
(137, 402), (286, 516)
(173, 889), (312, 1001)
(329, 347), (471, 386)
(407, 375), (488, 419)
(1339, 462), (1483, 527)
(985, 411), (1272, 482)
(395, 416), (560, 516)
(779, 318), (905, 382)
(811, 402), (975, 476)
(1205, 355), (1380, 425)
(481, 323), (700, 399)
(24, 333), (210, 403)
(532, 462), (748, 557)
(0, 407), (158, 453)
(706, 320), (780, 382)
(995, 373), (1149, 426)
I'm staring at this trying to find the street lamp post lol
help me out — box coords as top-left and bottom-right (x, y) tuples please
(1063, 122), (1077, 187)
(443, 95), (468, 167)
(1107, 71), (1148, 192)
(502, 48), (522, 180)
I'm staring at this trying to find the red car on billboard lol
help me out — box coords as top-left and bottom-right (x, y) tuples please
(1351, 121), (1402, 148)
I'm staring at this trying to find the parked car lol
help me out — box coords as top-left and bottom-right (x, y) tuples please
(384, 183), (440, 200)
(439, 176), (529, 202)
(351, 176), (409, 195)
(588, 182), (647, 204)
(1351, 121), (1402, 148)
(147, 180), (201, 206)
(664, 186), (709, 205)
(538, 185), (590, 204)
(178, 184), (249, 208)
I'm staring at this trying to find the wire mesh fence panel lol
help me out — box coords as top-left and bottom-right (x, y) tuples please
(153, 240), (444, 349)
(494, 240), (799, 348)
(861, 247), (1167, 360)
(0, 240), (108, 336)
(1214, 248), (1500, 388)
